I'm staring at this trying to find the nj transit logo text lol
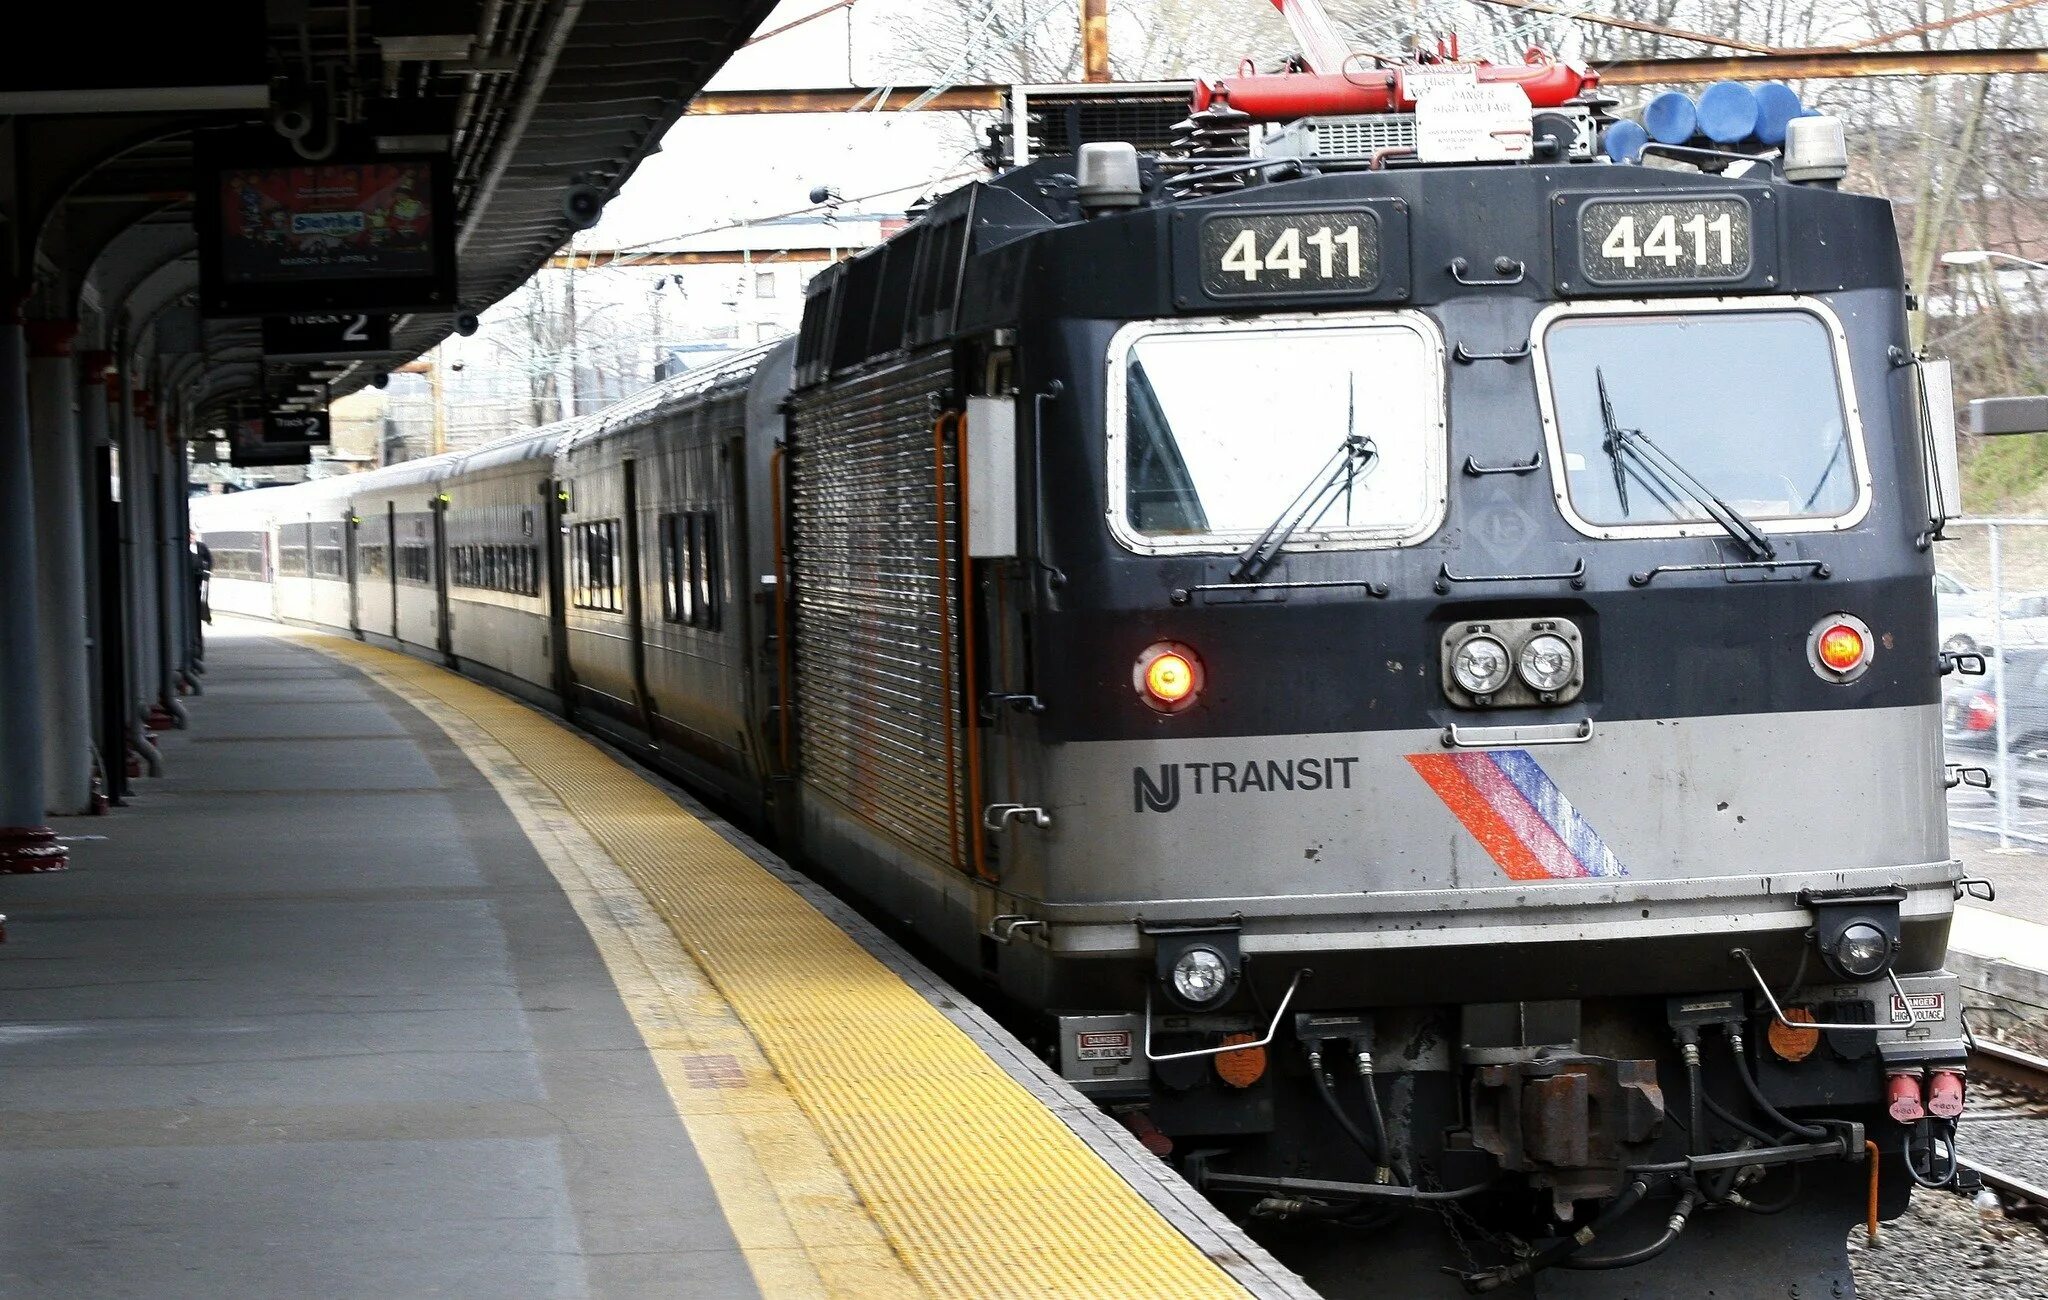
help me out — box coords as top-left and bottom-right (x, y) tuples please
(1134, 756), (1360, 814)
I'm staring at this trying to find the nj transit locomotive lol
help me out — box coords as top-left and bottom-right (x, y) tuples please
(198, 63), (1984, 1296)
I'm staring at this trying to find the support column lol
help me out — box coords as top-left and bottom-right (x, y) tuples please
(0, 298), (68, 870)
(153, 402), (188, 724)
(28, 319), (93, 814)
(115, 363), (160, 776)
(81, 351), (128, 805)
(125, 383), (166, 735)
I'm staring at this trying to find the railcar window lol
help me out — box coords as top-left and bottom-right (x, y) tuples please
(1540, 308), (1863, 530)
(657, 510), (723, 630)
(398, 544), (432, 584)
(1111, 317), (1446, 550)
(571, 520), (623, 612)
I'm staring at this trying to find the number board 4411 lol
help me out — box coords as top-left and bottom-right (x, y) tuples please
(1197, 209), (1385, 299)
(1568, 195), (1761, 289)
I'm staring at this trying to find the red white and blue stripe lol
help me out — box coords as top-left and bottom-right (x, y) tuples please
(1406, 748), (1626, 881)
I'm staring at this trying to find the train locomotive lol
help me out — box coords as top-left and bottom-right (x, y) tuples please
(198, 54), (1985, 1296)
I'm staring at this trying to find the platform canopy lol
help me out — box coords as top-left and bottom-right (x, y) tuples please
(1, 0), (775, 425)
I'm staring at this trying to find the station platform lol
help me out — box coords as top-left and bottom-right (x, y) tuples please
(0, 622), (1308, 1299)
(1947, 837), (2048, 1016)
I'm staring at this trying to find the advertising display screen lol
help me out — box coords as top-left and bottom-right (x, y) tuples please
(230, 417), (312, 467)
(220, 163), (435, 283)
(198, 136), (455, 317)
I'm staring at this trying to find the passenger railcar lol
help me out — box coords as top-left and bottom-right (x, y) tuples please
(197, 62), (1988, 1295)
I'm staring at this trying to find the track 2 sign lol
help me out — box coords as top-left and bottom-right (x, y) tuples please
(262, 312), (392, 359)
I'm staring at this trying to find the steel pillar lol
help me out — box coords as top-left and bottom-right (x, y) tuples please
(28, 320), (93, 814)
(123, 382), (164, 736)
(0, 301), (68, 870)
(81, 351), (128, 804)
(154, 408), (188, 723)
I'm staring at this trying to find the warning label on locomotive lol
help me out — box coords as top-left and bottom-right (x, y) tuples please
(1890, 991), (1945, 1024)
(1575, 196), (1753, 285)
(1199, 209), (1381, 297)
(1076, 1030), (1134, 1061)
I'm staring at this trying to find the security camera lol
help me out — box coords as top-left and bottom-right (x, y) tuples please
(274, 104), (313, 140)
(562, 183), (605, 230)
(454, 312), (480, 337)
(809, 185), (842, 205)
(372, 374), (389, 389)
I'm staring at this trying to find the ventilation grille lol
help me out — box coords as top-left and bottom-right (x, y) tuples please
(787, 350), (962, 870)
(1024, 88), (1191, 160)
(1263, 114), (1419, 158)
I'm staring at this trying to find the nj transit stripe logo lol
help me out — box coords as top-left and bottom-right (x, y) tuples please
(1406, 749), (1626, 881)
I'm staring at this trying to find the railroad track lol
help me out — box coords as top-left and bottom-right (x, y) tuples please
(1962, 1041), (2048, 1225)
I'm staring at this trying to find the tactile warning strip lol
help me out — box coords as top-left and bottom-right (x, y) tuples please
(298, 631), (1246, 1299)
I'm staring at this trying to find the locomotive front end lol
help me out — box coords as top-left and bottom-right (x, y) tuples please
(994, 92), (1976, 1293)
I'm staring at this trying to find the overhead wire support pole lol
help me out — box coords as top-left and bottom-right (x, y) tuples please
(1082, 0), (1110, 82)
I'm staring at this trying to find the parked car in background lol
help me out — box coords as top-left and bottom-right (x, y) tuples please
(1944, 647), (2048, 752)
(1940, 591), (2048, 658)
(1935, 571), (1992, 621)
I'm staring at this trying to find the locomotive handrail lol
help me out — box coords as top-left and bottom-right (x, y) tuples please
(1452, 340), (1532, 365)
(1443, 719), (1592, 749)
(1144, 968), (1307, 1064)
(1447, 256), (1526, 287)
(1630, 559), (1830, 587)
(1462, 451), (1542, 476)
(1730, 947), (1919, 1034)
(1172, 576), (1389, 605)
(1434, 558), (1585, 593)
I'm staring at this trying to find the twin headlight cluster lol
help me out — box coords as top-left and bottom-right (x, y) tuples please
(1442, 617), (1586, 708)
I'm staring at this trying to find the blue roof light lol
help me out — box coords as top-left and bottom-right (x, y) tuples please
(1695, 81), (1759, 144)
(1753, 81), (1805, 145)
(1643, 92), (1697, 145)
(1603, 120), (1649, 163)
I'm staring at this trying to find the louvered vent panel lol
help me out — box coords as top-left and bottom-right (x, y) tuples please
(788, 351), (961, 869)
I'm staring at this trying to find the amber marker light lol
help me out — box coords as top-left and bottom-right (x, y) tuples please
(1808, 613), (1874, 683)
(1818, 625), (1865, 672)
(1135, 641), (1203, 713)
(1214, 1032), (1268, 1088)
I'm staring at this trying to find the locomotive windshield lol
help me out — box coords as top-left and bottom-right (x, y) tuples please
(1110, 315), (1445, 552)
(1539, 305), (1866, 534)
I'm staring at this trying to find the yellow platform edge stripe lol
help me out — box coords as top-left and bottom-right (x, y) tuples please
(284, 627), (1249, 1300)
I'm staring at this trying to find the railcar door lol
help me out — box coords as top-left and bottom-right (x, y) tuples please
(621, 458), (655, 731)
(386, 502), (399, 636)
(542, 478), (573, 709)
(344, 512), (361, 638)
(430, 495), (453, 666)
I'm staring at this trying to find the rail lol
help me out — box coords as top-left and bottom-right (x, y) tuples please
(1959, 1041), (2048, 1226)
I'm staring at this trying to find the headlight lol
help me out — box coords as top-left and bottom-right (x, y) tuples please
(1451, 634), (1512, 696)
(1831, 921), (1893, 979)
(1170, 946), (1232, 1006)
(1517, 633), (1577, 693)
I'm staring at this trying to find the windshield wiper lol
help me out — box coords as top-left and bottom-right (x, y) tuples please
(1595, 368), (1775, 562)
(1231, 432), (1379, 583)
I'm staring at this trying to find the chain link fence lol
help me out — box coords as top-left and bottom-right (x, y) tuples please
(1939, 519), (2048, 848)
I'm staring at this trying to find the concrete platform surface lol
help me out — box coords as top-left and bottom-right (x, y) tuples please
(0, 630), (764, 1299)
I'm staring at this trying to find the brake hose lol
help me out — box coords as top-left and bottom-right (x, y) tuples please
(1904, 1118), (1960, 1189)
(1559, 1187), (1703, 1271)
(1460, 1177), (1654, 1293)
(1727, 1028), (1828, 1140)
(1309, 1049), (1384, 1169)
